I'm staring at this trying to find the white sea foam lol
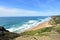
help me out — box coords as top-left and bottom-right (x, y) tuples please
(7, 17), (51, 33)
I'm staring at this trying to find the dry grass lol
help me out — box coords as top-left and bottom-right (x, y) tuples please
(15, 31), (60, 40)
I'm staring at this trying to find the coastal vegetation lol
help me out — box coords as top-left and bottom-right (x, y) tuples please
(21, 27), (54, 36)
(49, 16), (60, 25)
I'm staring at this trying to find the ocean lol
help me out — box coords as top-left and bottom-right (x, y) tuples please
(0, 16), (51, 33)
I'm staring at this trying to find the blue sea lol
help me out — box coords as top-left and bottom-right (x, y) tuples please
(0, 16), (51, 33)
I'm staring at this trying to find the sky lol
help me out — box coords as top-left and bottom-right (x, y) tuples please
(0, 0), (60, 16)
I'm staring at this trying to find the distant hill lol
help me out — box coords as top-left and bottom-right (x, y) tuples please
(49, 16), (60, 25)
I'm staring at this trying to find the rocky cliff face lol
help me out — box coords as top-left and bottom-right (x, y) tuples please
(0, 26), (20, 40)
(0, 26), (9, 36)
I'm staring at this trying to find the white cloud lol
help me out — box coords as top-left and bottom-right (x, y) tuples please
(0, 7), (42, 16)
(0, 7), (60, 17)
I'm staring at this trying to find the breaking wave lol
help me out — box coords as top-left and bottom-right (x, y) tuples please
(7, 17), (51, 33)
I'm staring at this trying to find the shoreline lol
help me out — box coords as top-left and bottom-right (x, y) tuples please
(7, 17), (51, 33)
(25, 17), (52, 31)
(27, 21), (52, 31)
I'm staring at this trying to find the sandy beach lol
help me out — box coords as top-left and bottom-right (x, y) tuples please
(27, 21), (52, 31)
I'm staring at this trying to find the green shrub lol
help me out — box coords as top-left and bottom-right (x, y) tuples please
(49, 16), (60, 25)
(55, 26), (60, 34)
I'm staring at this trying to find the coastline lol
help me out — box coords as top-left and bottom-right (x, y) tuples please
(25, 17), (52, 31)
(28, 21), (52, 31)
(7, 17), (51, 33)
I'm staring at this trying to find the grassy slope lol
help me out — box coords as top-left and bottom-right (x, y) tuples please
(20, 26), (60, 36)
(15, 26), (60, 40)
(20, 27), (54, 36)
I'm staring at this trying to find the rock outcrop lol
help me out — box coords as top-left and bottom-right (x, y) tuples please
(0, 26), (9, 32)
(0, 26), (9, 36)
(0, 26), (20, 40)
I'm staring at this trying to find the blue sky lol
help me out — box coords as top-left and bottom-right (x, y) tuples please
(0, 0), (60, 16)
